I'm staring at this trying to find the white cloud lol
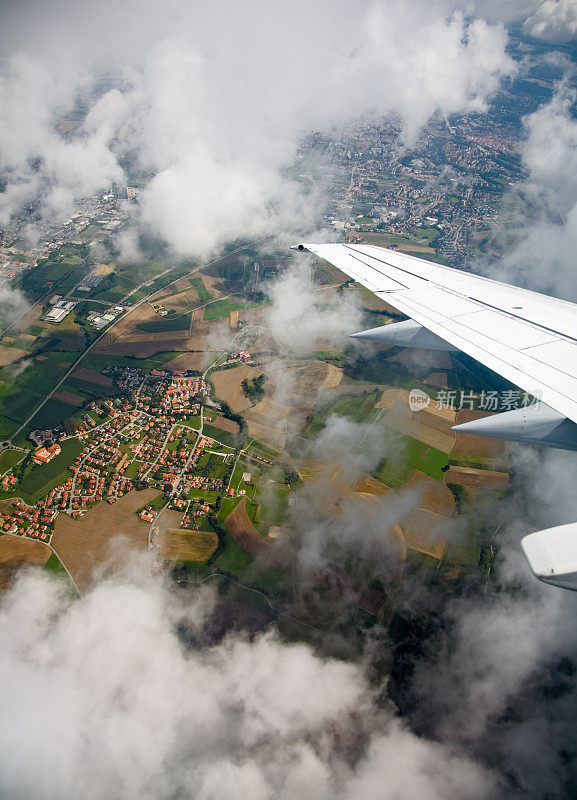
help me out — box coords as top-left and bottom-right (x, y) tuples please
(524, 0), (577, 42)
(0, 0), (516, 254)
(0, 567), (498, 800)
(493, 86), (577, 299)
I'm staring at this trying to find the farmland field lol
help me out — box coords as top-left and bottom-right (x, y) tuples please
(0, 535), (51, 588)
(203, 298), (265, 320)
(51, 488), (157, 590)
(375, 433), (448, 488)
(189, 277), (213, 303)
(212, 365), (266, 412)
(160, 530), (218, 562)
(224, 497), (268, 557)
(1, 439), (84, 504)
(137, 311), (192, 333)
(0, 449), (25, 473)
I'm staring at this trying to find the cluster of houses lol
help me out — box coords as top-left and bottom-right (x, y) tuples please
(1, 474), (17, 491)
(180, 499), (212, 529)
(222, 349), (253, 367)
(136, 374), (208, 417)
(0, 368), (234, 545)
(0, 499), (57, 540)
(187, 475), (224, 491)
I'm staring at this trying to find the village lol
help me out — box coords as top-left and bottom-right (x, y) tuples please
(0, 369), (235, 543)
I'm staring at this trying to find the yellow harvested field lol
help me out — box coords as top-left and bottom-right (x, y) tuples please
(245, 418), (287, 451)
(376, 388), (409, 410)
(0, 536), (51, 588)
(383, 401), (456, 452)
(0, 346), (29, 365)
(444, 466), (510, 490)
(404, 470), (456, 517)
(160, 530), (217, 561)
(322, 364), (344, 388)
(163, 352), (206, 372)
(353, 475), (391, 496)
(212, 364), (266, 412)
(51, 488), (158, 591)
(93, 263), (115, 277)
(400, 508), (448, 559)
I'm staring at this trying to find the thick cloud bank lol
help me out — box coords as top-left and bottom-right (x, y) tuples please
(0, 569), (494, 800)
(0, 0), (516, 255)
(524, 0), (577, 42)
(496, 85), (577, 299)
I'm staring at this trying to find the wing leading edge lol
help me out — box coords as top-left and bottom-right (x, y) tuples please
(294, 242), (577, 591)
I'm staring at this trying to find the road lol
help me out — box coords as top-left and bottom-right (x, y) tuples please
(4, 236), (271, 447)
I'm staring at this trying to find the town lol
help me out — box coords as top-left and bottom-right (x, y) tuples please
(0, 369), (234, 544)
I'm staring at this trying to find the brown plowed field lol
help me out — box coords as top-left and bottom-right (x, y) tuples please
(225, 498), (268, 557)
(424, 371), (449, 388)
(0, 536), (51, 588)
(51, 488), (158, 591)
(53, 390), (83, 406)
(161, 530), (217, 561)
(207, 416), (240, 434)
(73, 368), (113, 387)
(444, 466), (510, 490)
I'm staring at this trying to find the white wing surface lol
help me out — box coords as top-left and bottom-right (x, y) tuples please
(296, 242), (577, 590)
(298, 243), (577, 425)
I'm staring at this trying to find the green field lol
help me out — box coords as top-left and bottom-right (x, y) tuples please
(203, 298), (266, 320)
(247, 441), (279, 461)
(80, 351), (183, 373)
(44, 552), (67, 574)
(137, 311), (192, 333)
(31, 398), (77, 429)
(375, 431), (448, 488)
(300, 391), (381, 440)
(190, 277), (213, 303)
(0, 449), (25, 473)
(1, 438), (84, 503)
(203, 424), (237, 448)
(179, 416), (202, 431)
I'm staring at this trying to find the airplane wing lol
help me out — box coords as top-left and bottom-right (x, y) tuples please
(294, 242), (577, 590)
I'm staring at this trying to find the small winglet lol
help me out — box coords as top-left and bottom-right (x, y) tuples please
(521, 522), (577, 591)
